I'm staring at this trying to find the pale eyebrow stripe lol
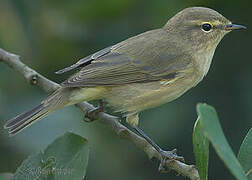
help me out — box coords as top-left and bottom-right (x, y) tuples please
(188, 20), (223, 25)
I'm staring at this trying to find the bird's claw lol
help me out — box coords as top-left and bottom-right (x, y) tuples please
(158, 148), (185, 173)
(84, 100), (104, 122)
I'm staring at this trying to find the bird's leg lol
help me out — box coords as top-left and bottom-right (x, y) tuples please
(134, 126), (184, 172)
(126, 113), (184, 172)
(85, 100), (104, 122)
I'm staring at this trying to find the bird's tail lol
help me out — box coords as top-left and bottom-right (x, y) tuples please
(4, 88), (69, 136)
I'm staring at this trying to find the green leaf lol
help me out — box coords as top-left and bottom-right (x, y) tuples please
(14, 132), (89, 180)
(197, 103), (247, 180)
(0, 173), (14, 180)
(238, 128), (252, 179)
(193, 117), (209, 180)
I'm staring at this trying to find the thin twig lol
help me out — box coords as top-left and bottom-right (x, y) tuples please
(0, 48), (200, 180)
(246, 168), (252, 176)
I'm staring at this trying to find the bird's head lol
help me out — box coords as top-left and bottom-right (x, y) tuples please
(164, 7), (246, 49)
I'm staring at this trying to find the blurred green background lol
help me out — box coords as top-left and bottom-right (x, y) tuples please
(0, 0), (251, 179)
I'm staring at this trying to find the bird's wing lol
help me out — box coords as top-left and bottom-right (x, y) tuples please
(61, 29), (192, 87)
(55, 46), (113, 74)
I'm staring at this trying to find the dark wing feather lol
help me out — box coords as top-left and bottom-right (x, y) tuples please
(55, 46), (113, 74)
(61, 52), (181, 87)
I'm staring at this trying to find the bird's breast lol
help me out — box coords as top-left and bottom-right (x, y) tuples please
(193, 46), (216, 84)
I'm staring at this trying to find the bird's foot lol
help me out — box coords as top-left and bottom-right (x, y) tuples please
(133, 126), (184, 172)
(158, 148), (185, 173)
(84, 100), (104, 122)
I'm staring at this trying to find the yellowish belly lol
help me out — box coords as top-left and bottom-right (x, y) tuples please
(104, 75), (198, 113)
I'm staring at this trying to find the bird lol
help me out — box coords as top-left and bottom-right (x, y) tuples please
(4, 7), (246, 162)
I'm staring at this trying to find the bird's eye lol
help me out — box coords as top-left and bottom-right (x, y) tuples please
(201, 23), (212, 32)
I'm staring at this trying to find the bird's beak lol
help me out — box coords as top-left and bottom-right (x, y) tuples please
(225, 24), (247, 31)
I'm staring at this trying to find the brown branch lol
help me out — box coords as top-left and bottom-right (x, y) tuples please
(0, 49), (60, 93)
(0, 48), (200, 180)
